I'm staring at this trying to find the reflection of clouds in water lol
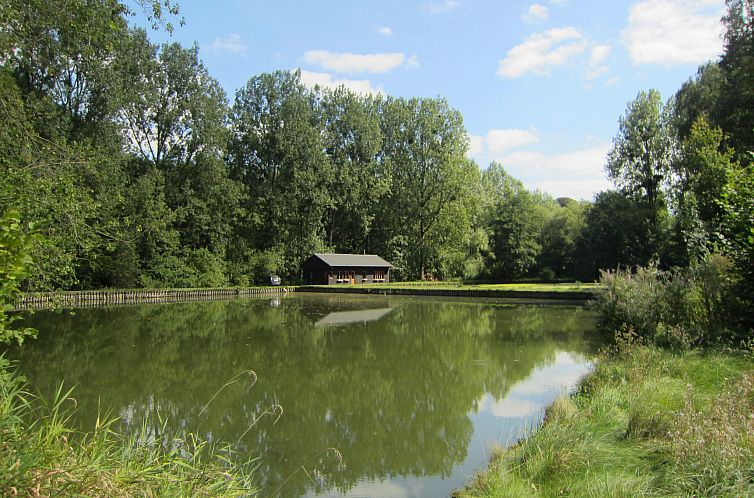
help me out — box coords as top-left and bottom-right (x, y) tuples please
(481, 395), (541, 418)
(319, 479), (419, 498)
(512, 352), (590, 395)
(479, 352), (593, 418)
(315, 308), (393, 327)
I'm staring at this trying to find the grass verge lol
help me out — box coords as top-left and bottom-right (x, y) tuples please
(310, 282), (598, 293)
(455, 337), (754, 497)
(0, 357), (257, 497)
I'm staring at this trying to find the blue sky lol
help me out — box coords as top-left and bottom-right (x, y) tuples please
(137, 0), (726, 200)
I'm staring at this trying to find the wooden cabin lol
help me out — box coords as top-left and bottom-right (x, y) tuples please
(302, 253), (393, 285)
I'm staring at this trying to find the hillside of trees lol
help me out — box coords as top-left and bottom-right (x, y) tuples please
(1, 0), (752, 292)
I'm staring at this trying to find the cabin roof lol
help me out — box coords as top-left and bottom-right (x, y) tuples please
(310, 253), (393, 268)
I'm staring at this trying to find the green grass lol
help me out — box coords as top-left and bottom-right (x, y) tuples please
(308, 281), (598, 292)
(456, 340), (754, 498)
(464, 283), (597, 292)
(0, 357), (257, 497)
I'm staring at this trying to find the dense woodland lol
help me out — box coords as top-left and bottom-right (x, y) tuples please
(0, 0), (752, 293)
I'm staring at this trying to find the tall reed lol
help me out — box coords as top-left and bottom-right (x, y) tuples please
(0, 357), (257, 497)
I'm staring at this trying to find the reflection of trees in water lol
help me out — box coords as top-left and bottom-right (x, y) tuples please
(8, 297), (598, 497)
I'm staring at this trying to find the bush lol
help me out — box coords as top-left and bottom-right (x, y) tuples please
(228, 248), (283, 286)
(538, 267), (556, 282)
(595, 255), (744, 347)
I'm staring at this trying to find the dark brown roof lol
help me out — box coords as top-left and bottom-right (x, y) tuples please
(311, 253), (393, 268)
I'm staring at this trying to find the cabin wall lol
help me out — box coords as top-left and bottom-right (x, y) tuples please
(319, 268), (391, 285)
(302, 258), (391, 285)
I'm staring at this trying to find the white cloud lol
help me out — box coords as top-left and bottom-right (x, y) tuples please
(523, 4), (549, 23)
(377, 26), (393, 36)
(469, 134), (486, 157)
(470, 129), (539, 156)
(487, 129), (540, 155)
(589, 44), (612, 66)
(584, 44), (612, 82)
(495, 144), (612, 199)
(497, 27), (587, 78)
(622, 0), (724, 65)
(423, 0), (460, 14)
(584, 65), (610, 81)
(470, 128), (611, 199)
(299, 70), (383, 95)
(303, 50), (412, 74)
(209, 34), (247, 54)
(478, 352), (592, 419)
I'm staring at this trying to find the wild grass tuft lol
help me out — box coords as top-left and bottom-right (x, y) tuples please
(668, 371), (754, 496)
(0, 357), (257, 497)
(456, 343), (753, 498)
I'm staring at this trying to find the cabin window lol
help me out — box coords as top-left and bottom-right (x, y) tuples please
(374, 270), (385, 282)
(336, 271), (353, 283)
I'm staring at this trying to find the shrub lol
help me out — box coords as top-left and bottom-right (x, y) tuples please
(595, 255), (743, 347)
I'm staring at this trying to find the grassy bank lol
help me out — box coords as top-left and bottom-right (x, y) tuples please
(456, 339), (754, 497)
(0, 357), (256, 497)
(349, 282), (597, 293)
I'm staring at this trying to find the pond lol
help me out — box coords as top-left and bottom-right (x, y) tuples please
(6, 293), (603, 497)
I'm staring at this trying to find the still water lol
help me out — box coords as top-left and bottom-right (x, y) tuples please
(8, 293), (602, 497)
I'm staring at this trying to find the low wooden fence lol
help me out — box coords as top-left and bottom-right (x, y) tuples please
(16, 287), (293, 310)
(297, 286), (595, 301)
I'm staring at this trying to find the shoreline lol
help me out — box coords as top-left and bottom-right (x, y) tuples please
(16, 284), (596, 310)
(453, 344), (754, 497)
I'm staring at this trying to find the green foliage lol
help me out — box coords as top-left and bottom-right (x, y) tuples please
(0, 210), (37, 345)
(606, 89), (671, 263)
(0, 356), (256, 496)
(667, 62), (724, 141)
(482, 163), (545, 280)
(667, 117), (736, 266)
(377, 96), (480, 279)
(538, 197), (588, 278)
(720, 163), (754, 325)
(596, 256), (745, 348)
(577, 190), (657, 278)
(320, 87), (386, 251)
(720, 0), (754, 160)
(1, 0), (753, 291)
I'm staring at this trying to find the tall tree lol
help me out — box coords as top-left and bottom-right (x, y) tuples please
(538, 198), (588, 278)
(228, 70), (331, 278)
(667, 63), (724, 142)
(606, 89), (671, 262)
(377, 97), (475, 279)
(115, 31), (229, 170)
(319, 87), (386, 253)
(577, 190), (655, 278)
(719, 0), (754, 161)
(481, 163), (545, 280)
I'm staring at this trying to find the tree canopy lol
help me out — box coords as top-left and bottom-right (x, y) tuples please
(0, 0), (752, 299)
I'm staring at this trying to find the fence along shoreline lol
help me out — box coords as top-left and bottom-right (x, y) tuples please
(16, 285), (594, 310)
(15, 287), (293, 310)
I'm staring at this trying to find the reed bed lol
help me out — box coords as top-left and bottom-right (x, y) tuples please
(0, 357), (257, 497)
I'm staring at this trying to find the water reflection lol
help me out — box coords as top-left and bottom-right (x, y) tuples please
(6, 294), (601, 497)
(315, 308), (393, 327)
